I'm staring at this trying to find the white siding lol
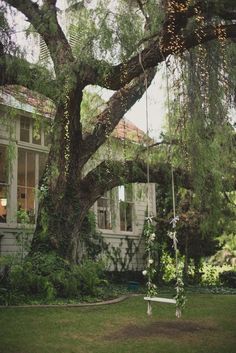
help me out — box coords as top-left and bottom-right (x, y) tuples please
(0, 108), (157, 272)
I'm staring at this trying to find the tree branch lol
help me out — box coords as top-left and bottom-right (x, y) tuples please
(87, 22), (236, 90)
(4, 0), (41, 22)
(80, 158), (236, 208)
(80, 68), (156, 166)
(79, 160), (193, 205)
(0, 52), (57, 100)
(4, 0), (74, 73)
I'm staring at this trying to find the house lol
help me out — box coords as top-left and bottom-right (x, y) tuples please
(0, 85), (156, 270)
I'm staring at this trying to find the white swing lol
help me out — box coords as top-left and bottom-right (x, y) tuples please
(144, 297), (176, 304)
(139, 54), (184, 318)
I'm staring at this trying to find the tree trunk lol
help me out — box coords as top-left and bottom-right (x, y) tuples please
(31, 186), (93, 263)
(30, 91), (90, 263)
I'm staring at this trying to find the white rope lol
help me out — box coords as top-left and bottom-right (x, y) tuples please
(139, 54), (184, 318)
(139, 52), (153, 316)
(165, 59), (185, 318)
(139, 52), (150, 217)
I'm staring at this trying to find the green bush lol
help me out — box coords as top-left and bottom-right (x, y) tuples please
(0, 253), (107, 304)
(201, 263), (220, 286)
(9, 261), (55, 300)
(75, 260), (106, 296)
(219, 270), (236, 288)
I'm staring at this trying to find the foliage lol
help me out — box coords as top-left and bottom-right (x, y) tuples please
(219, 270), (236, 288)
(0, 252), (106, 305)
(210, 230), (236, 267)
(0, 0), (236, 263)
(80, 211), (107, 261)
(166, 40), (236, 235)
(142, 218), (158, 297)
(105, 236), (140, 271)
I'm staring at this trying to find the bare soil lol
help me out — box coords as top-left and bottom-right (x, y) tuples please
(104, 320), (216, 340)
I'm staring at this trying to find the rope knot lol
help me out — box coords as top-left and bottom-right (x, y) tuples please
(170, 215), (179, 228)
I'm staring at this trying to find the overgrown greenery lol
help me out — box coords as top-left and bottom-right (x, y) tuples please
(0, 0), (235, 262)
(0, 252), (107, 305)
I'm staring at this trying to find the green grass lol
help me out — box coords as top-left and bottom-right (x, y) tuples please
(0, 294), (235, 353)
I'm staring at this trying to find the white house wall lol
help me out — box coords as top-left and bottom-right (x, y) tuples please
(0, 107), (157, 271)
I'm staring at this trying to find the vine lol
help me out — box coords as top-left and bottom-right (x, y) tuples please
(142, 218), (157, 297)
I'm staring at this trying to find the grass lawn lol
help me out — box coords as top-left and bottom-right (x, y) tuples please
(0, 294), (236, 353)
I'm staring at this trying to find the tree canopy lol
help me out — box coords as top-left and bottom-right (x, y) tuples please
(0, 0), (236, 262)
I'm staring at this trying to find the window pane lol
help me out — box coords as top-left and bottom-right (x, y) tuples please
(125, 185), (133, 202)
(119, 185), (133, 202)
(39, 153), (47, 181)
(17, 149), (36, 223)
(120, 201), (133, 232)
(27, 152), (35, 187)
(126, 203), (133, 231)
(97, 193), (111, 230)
(0, 145), (8, 184)
(17, 149), (26, 186)
(20, 117), (30, 142)
(44, 126), (51, 146)
(118, 186), (125, 202)
(0, 185), (7, 223)
(120, 201), (126, 231)
(97, 209), (111, 229)
(17, 187), (35, 223)
(32, 122), (42, 145)
(0, 146), (9, 223)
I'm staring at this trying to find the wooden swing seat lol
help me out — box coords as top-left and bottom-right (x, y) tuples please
(144, 296), (176, 304)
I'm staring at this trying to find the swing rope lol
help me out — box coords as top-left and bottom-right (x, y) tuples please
(165, 59), (186, 318)
(139, 52), (185, 318)
(139, 52), (150, 213)
(139, 52), (153, 316)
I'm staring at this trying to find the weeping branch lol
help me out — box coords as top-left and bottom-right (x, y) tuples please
(80, 68), (156, 166)
(5, 0), (74, 72)
(0, 51), (57, 100)
(4, 0), (236, 89)
(80, 160), (193, 206)
(87, 22), (236, 90)
(80, 158), (236, 208)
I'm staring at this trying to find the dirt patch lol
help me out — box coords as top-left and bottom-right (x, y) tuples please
(104, 320), (216, 341)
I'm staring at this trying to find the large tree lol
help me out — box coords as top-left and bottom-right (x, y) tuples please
(1, 0), (236, 262)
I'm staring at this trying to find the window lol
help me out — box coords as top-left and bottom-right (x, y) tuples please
(97, 192), (112, 230)
(119, 185), (133, 232)
(17, 149), (47, 223)
(44, 126), (51, 147)
(20, 117), (30, 142)
(20, 117), (50, 147)
(0, 145), (8, 223)
(17, 149), (36, 223)
(32, 121), (42, 145)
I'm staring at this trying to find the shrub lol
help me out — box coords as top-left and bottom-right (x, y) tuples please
(201, 263), (221, 286)
(9, 261), (56, 300)
(0, 253), (107, 304)
(74, 260), (106, 296)
(219, 270), (236, 288)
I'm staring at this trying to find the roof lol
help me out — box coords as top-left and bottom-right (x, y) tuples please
(112, 118), (147, 143)
(0, 85), (147, 143)
(0, 85), (55, 118)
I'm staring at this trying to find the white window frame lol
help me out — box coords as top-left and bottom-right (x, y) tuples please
(118, 185), (134, 233)
(0, 114), (49, 228)
(96, 191), (112, 230)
